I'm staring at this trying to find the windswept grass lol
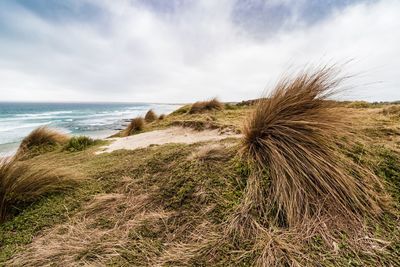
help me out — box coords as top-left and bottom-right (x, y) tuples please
(123, 117), (145, 137)
(189, 98), (224, 114)
(0, 157), (79, 223)
(1, 70), (399, 266)
(158, 114), (165, 120)
(145, 109), (158, 122)
(240, 67), (389, 228)
(16, 127), (69, 158)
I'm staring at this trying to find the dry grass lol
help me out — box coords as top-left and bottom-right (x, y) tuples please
(240, 67), (389, 227)
(0, 157), (78, 222)
(16, 127), (69, 157)
(189, 98), (224, 114)
(382, 105), (400, 117)
(7, 178), (172, 266)
(123, 117), (145, 137)
(159, 114), (166, 120)
(145, 109), (158, 122)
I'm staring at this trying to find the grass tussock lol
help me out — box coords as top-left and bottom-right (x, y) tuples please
(145, 109), (158, 122)
(16, 127), (69, 157)
(189, 98), (224, 114)
(240, 67), (388, 227)
(63, 136), (99, 152)
(382, 105), (400, 117)
(0, 157), (78, 222)
(159, 114), (165, 120)
(123, 117), (145, 137)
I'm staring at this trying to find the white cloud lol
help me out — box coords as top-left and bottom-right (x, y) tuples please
(0, 0), (399, 102)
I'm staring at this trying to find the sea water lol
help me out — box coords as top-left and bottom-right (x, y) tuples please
(0, 102), (182, 156)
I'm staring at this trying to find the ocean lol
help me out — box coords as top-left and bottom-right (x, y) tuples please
(0, 102), (182, 157)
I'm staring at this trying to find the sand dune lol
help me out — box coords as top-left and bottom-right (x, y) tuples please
(96, 127), (241, 154)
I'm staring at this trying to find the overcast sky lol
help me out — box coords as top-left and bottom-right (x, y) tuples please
(0, 0), (399, 103)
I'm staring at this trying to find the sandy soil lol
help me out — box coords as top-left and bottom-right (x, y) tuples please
(96, 127), (241, 154)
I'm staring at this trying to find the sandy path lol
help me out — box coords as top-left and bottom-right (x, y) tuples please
(96, 127), (241, 154)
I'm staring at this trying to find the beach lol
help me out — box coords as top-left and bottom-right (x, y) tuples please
(0, 102), (182, 156)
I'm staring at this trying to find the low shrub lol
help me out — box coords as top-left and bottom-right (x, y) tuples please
(348, 101), (374, 108)
(63, 136), (98, 152)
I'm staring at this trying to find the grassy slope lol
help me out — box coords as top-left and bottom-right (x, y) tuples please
(0, 104), (399, 266)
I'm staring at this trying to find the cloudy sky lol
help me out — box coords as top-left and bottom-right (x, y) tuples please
(0, 0), (399, 103)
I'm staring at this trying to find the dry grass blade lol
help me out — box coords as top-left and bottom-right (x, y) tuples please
(0, 157), (79, 222)
(241, 66), (388, 227)
(189, 98), (224, 114)
(145, 109), (158, 122)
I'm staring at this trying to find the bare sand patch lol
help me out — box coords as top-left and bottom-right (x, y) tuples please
(96, 127), (241, 154)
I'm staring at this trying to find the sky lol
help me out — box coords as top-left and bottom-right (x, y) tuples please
(0, 0), (399, 103)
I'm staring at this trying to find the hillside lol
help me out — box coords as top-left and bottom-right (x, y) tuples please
(1, 99), (399, 266)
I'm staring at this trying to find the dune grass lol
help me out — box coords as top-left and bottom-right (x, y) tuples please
(145, 109), (158, 122)
(122, 117), (145, 137)
(239, 67), (388, 229)
(189, 98), (224, 114)
(16, 127), (69, 158)
(0, 157), (79, 223)
(1, 77), (399, 266)
(158, 114), (165, 120)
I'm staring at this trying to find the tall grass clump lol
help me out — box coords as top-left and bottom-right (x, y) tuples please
(189, 98), (224, 114)
(382, 105), (400, 117)
(123, 117), (145, 137)
(63, 136), (98, 152)
(144, 109), (158, 122)
(16, 127), (69, 158)
(240, 67), (387, 227)
(0, 157), (78, 222)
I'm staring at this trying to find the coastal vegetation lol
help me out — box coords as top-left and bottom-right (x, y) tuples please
(0, 71), (399, 266)
(144, 109), (158, 123)
(0, 156), (80, 223)
(16, 127), (69, 159)
(123, 117), (145, 137)
(188, 98), (224, 114)
(63, 136), (100, 152)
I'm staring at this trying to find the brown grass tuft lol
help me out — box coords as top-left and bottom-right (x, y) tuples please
(145, 109), (158, 122)
(240, 67), (388, 227)
(0, 157), (79, 222)
(123, 117), (145, 137)
(382, 105), (400, 117)
(189, 98), (224, 114)
(16, 127), (69, 157)
(159, 114), (166, 120)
